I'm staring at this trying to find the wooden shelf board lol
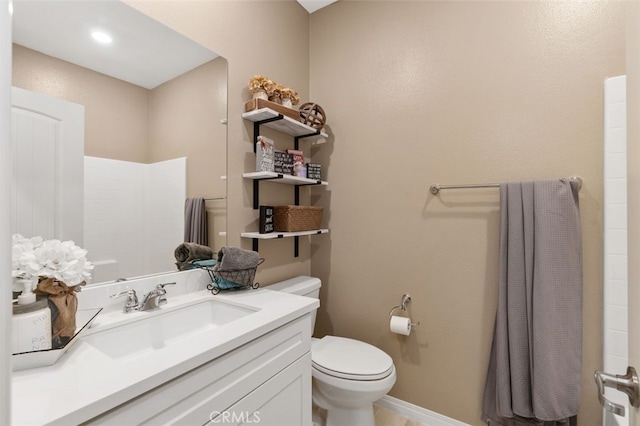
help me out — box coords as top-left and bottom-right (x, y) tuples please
(241, 229), (329, 240)
(243, 172), (328, 186)
(242, 108), (328, 142)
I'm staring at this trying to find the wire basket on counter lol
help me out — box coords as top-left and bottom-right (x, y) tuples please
(198, 258), (264, 295)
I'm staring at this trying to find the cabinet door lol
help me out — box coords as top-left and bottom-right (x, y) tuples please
(207, 353), (312, 426)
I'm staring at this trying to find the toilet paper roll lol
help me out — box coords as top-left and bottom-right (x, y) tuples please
(390, 315), (412, 336)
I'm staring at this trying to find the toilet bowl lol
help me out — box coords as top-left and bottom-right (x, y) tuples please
(268, 276), (397, 426)
(311, 335), (396, 426)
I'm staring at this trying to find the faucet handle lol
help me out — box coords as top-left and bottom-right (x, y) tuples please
(110, 289), (139, 313)
(156, 282), (176, 305)
(157, 282), (176, 289)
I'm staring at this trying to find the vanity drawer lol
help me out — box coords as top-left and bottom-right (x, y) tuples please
(85, 314), (312, 425)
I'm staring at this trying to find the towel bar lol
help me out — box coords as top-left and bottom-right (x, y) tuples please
(430, 176), (582, 195)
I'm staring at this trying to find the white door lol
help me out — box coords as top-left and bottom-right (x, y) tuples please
(11, 87), (84, 244)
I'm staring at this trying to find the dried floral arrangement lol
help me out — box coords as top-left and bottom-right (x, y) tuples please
(248, 75), (300, 106)
(248, 75), (276, 97)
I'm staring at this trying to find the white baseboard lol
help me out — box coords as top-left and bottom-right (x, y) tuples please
(374, 395), (470, 426)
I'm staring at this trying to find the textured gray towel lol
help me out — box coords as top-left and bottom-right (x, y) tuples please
(174, 242), (215, 271)
(482, 178), (582, 425)
(214, 246), (260, 271)
(184, 197), (208, 245)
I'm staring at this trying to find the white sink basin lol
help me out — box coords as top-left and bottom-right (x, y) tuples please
(83, 299), (256, 360)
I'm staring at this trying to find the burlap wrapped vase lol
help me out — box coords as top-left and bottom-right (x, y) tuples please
(34, 278), (84, 348)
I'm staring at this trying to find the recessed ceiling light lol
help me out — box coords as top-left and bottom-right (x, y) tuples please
(91, 31), (112, 44)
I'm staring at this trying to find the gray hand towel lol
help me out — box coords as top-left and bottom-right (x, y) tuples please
(214, 246), (260, 271)
(184, 197), (208, 245)
(174, 242), (215, 271)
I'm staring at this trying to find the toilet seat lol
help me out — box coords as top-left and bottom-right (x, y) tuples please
(312, 336), (394, 381)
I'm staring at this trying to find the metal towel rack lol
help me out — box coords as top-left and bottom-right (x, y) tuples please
(429, 176), (582, 195)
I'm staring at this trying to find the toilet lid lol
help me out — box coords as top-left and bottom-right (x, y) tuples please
(312, 336), (394, 380)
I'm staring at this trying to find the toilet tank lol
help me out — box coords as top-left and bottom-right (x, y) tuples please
(267, 276), (321, 333)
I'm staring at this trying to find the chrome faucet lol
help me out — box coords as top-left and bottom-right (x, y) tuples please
(110, 289), (139, 313)
(139, 288), (165, 311)
(111, 282), (176, 313)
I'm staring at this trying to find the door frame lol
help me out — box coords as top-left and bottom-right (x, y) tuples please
(626, 2), (640, 425)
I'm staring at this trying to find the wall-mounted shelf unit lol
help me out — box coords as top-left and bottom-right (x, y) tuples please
(243, 172), (328, 209)
(242, 107), (329, 257)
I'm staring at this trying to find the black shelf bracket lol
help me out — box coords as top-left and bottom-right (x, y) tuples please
(252, 174), (285, 209)
(253, 114), (284, 152)
(294, 130), (321, 150)
(252, 233), (285, 254)
(294, 181), (322, 206)
(250, 231), (321, 258)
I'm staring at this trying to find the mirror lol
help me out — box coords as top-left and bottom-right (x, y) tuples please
(10, 0), (227, 284)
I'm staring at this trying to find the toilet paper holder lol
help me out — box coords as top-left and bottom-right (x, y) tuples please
(388, 294), (420, 326)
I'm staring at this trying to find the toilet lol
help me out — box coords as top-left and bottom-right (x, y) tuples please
(268, 276), (396, 426)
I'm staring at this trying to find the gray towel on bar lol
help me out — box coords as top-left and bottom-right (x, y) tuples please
(174, 242), (215, 271)
(184, 197), (208, 245)
(214, 246), (260, 271)
(482, 178), (582, 425)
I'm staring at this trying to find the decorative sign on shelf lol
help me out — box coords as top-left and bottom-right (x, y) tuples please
(256, 136), (274, 172)
(306, 163), (322, 180)
(274, 151), (294, 175)
(259, 206), (275, 234)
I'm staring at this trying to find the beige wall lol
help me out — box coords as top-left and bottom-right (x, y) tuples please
(309, 1), (623, 425)
(149, 58), (228, 250)
(13, 44), (150, 162)
(149, 57), (227, 200)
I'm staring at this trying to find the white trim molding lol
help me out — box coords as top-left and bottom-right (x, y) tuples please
(1, 1), (12, 424)
(375, 395), (470, 426)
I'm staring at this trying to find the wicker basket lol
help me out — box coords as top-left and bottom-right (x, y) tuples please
(274, 205), (323, 232)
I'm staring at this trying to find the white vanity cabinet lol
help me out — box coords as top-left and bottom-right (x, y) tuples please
(85, 314), (313, 426)
(220, 354), (311, 425)
(13, 275), (318, 426)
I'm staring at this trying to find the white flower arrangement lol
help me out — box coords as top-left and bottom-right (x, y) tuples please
(12, 234), (94, 291)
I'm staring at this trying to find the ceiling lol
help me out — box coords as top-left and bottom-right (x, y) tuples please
(11, 0), (219, 89)
(11, 0), (337, 89)
(297, 0), (339, 14)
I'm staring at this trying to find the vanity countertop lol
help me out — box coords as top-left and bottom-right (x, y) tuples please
(11, 288), (318, 426)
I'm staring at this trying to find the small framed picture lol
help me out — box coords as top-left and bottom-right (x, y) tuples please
(259, 205), (274, 234)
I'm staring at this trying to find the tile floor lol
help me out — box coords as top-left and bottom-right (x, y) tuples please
(373, 404), (424, 426)
(313, 403), (425, 426)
